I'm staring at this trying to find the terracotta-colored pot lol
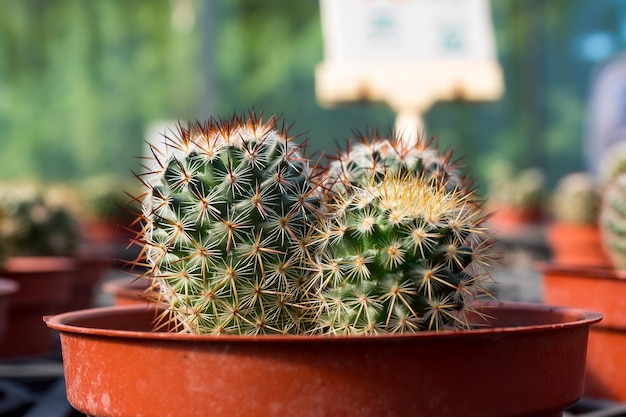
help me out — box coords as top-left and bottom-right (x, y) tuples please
(487, 205), (544, 234)
(540, 263), (626, 401)
(83, 219), (133, 247)
(545, 223), (611, 268)
(101, 277), (155, 306)
(45, 301), (601, 417)
(0, 278), (19, 341)
(0, 256), (76, 358)
(66, 249), (118, 311)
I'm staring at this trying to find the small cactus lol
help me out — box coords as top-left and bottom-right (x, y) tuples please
(600, 172), (626, 270)
(314, 134), (493, 334)
(551, 173), (599, 225)
(136, 113), (325, 335)
(0, 182), (81, 257)
(599, 141), (626, 184)
(326, 130), (468, 195)
(486, 161), (545, 219)
(78, 174), (142, 224)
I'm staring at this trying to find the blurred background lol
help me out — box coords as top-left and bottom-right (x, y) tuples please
(1, 0), (626, 193)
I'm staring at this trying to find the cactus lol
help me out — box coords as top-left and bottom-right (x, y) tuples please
(314, 134), (493, 335)
(486, 160), (545, 218)
(0, 182), (81, 257)
(600, 172), (626, 270)
(326, 130), (469, 195)
(551, 172), (599, 225)
(78, 174), (142, 224)
(136, 113), (325, 335)
(599, 141), (626, 185)
(133, 117), (495, 336)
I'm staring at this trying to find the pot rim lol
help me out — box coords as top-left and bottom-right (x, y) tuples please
(44, 300), (603, 342)
(537, 261), (625, 280)
(2, 256), (76, 273)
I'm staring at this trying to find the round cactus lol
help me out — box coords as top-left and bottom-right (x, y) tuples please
(315, 136), (493, 335)
(326, 130), (469, 196)
(600, 172), (626, 270)
(0, 182), (81, 257)
(551, 172), (599, 225)
(137, 113), (325, 335)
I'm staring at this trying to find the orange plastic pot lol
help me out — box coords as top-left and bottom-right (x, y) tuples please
(541, 263), (626, 401)
(0, 256), (76, 358)
(45, 301), (601, 417)
(545, 223), (611, 268)
(487, 205), (543, 235)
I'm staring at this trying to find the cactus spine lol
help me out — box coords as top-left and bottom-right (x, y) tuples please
(138, 114), (324, 335)
(315, 133), (493, 335)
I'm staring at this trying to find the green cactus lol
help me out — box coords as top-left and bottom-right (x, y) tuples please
(137, 114), (325, 335)
(599, 141), (626, 184)
(0, 182), (81, 257)
(134, 118), (495, 336)
(486, 160), (545, 216)
(314, 135), (493, 335)
(78, 174), (142, 224)
(326, 130), (468, 195)
(551, 172), (599, 225)
(600, 172), (626, 270)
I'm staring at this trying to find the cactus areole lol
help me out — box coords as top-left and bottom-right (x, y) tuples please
(135, 113), (494, 335)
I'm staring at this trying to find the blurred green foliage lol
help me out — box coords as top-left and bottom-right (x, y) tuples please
(0, 0), (200, 181)
(1, 0), (626, 192)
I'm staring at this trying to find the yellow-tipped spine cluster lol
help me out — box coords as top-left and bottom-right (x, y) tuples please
(315, 172), (493, 334)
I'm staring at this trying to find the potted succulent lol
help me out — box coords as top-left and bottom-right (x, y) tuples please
(545, 172), (610, 267)
(0, 182), (79, 357)
(484, 160), (546, 234)
(541, 170), (626, 402)
(77, 174), (142, 248)
(46, 114), (601, 417)
(67, 175), (144, 310)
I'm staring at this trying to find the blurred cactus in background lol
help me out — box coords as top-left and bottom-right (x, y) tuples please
(600, 172), (626, 271)
(546, 171), (612, 267)
(75, 174), (143, 247)
(485, 160), (546, 227)
(599, 141), (626, 185)
(78, 175), (141, 225)
(0, 183), (81, 258)
(551, 172), (599, 225)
